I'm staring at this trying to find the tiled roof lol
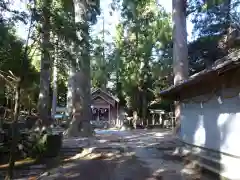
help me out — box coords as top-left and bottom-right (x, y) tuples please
(160, 50), (240, 97)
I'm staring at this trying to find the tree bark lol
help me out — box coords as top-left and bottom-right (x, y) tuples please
(66, 66), (76, 118)
(101, 14), (107, 90)
(224, 0), (231, 29)
(51, 37), (58, 119)
(65, 0), (92, 137)
(66, 0), (76, 120)
(5, 80), (20, 180)
(38, 0), (52, 126)
(172, 0), (188, 136)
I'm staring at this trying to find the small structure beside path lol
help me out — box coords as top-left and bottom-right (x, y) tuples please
(160, 50), (240, 179)
(149, 109), (165, 125)
(91, 88), (120, 128)
(56, 88), (121, 129)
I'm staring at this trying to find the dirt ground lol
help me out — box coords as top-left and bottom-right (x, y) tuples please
(15, 129), (218, 180)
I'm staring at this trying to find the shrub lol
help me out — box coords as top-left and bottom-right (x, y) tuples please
(32, 133), (62, 159)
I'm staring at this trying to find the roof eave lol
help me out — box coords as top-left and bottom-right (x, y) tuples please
(159, 61), (240, 100)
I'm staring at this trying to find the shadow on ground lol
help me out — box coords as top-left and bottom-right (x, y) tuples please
(0, 129), (222, 180)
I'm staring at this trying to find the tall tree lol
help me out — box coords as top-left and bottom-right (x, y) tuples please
(172, 0), (188, 135)
(51, 36), (59, 118)
(65, 0), (100, 137)
(109, 0), (172, 125)
(38, 0), (52, 126)
(90, 37), (114, 90)
(65, 0), (76, 119)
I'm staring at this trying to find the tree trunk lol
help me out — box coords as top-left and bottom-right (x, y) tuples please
(115, 25), (123, 103)
(38, 0), (52, 126)
(51, 37), (58, 119)
(67, 71), (92, 137)
(65, 0), (92, 137)
(172, 0), (188, 136)
(132, 111), (138, 129)
(66, 66), (76, 118)
(225, 0), (231, 30)
(66, 0), (76, 119)
(141, 91), (147, 126)
(101, 14), (107, 90)
(5, 80), (20, 180)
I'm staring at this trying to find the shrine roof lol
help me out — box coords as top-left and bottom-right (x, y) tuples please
(91, 88), (119, 103)
(159, 50), (240, 100)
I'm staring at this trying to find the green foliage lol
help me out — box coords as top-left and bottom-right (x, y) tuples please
(188, 0), (232, 36)
(90, 36), (114, 89)
(188, 0), (240, 72)
(107, 0), (173, 122)
(188, 35), (226, 74)
(1, 0), (174, 121)
(0, 16), (39, 107)
(32, 133), (62, 159)
(32, 134), (47, 158)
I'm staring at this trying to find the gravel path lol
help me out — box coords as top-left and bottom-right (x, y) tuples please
(15, 129), (218, 180)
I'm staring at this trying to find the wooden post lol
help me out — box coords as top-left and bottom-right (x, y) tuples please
(97, 108), (100, 121)
(116, 102), (119, 126)
(159, 113), (162, 126)
(152, 113), (155, 125)
(108, 105), (110, 123)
